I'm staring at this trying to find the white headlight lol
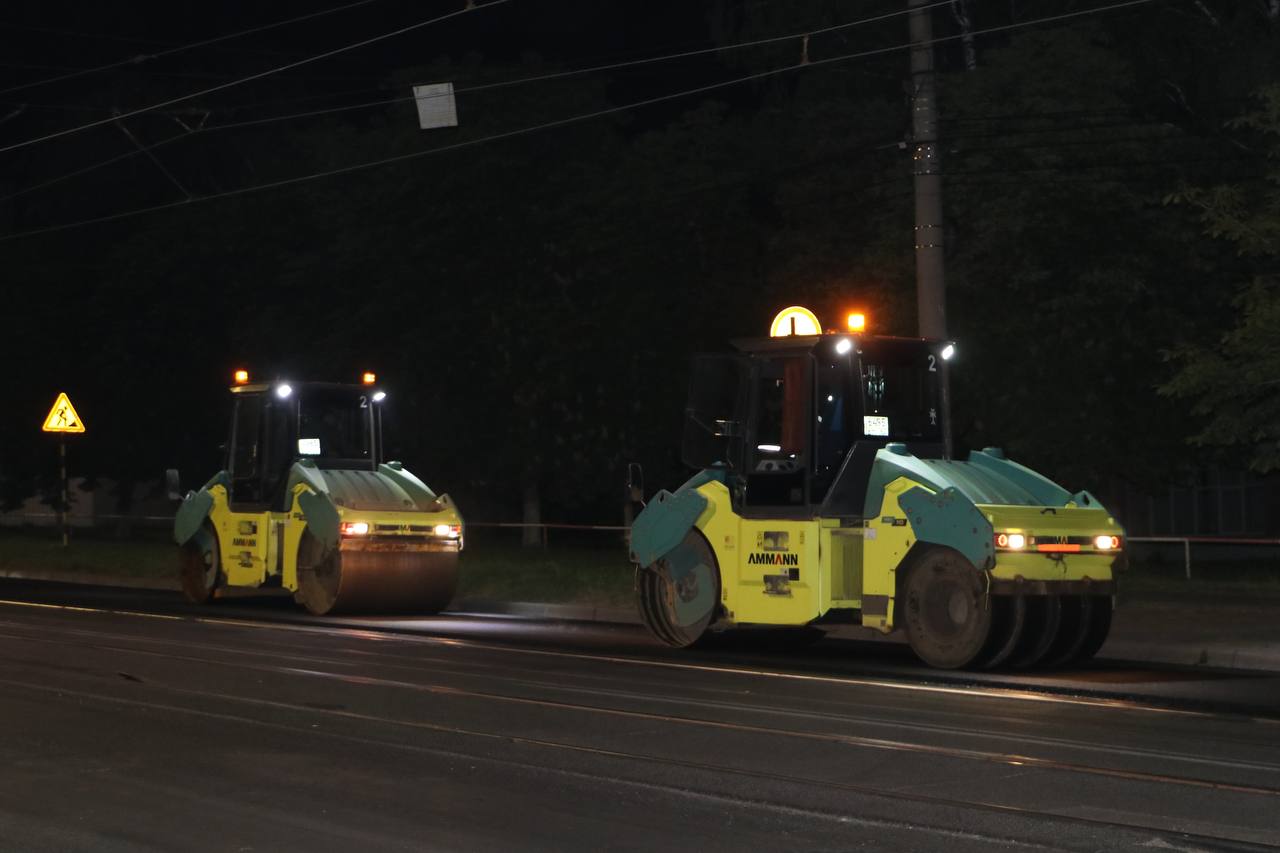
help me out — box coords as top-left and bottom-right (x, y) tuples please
(995, 532), (1026, 550)
(835, 338), (853, 355)
(941, 344), (955, 361)
(276, 384), (293, 399)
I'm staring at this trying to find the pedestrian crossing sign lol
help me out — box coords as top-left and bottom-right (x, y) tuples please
(42, 392), (85, 434)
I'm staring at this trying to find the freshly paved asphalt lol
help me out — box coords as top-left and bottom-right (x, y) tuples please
(0, 580), (1278, 852)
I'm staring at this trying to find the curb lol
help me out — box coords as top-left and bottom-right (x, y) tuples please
(0, 569), (180, 592)
(1098, 640), (1280, 674)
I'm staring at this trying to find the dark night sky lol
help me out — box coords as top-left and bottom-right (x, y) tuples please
(0, 0), (795, 513)
(2, 1), (1275, 524)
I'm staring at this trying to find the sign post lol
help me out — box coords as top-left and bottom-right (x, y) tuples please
(41, 392), (85, 547)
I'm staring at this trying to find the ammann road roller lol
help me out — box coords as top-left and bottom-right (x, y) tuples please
(630, 307), (1122, 669)
(171, 371), (462, 615)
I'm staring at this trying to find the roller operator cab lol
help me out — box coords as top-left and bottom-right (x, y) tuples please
(630, 307), (1121, 670)
(171, 372), (463, 616)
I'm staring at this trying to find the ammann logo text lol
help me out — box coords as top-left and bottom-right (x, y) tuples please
(747, 552), (799, 566)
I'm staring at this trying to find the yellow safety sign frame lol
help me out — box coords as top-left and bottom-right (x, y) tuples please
(42, 392), (85, 434)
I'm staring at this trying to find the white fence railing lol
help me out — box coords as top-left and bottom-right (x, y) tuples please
(1127, 536), (1280, 580)
(3, 514), (1276, 579)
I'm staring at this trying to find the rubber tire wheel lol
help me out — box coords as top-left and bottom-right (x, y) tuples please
(637, 530), (719, 648)
(179, 523), (220, 605)
(1074, 596), (1113, 663)
(1040, 596), (1091, 669)
(1007, 596), (1063, 670)
(901, 549), (993, 670)
(981, 595), (1027, 670)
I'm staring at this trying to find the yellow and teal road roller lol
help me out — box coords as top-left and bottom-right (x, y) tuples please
(630, 307), (1122, 669)
(169, 371), (463, 616)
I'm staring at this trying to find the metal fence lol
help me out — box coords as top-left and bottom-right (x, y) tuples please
(1127, 536), (1280, 580)
(2, 514), (1276, 579)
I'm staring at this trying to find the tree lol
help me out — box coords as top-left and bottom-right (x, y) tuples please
(1163, 85), (1280, 471)
(936, 21), (1260, 492)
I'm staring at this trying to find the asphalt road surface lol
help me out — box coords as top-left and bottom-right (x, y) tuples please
(0, 580), (1277, 852)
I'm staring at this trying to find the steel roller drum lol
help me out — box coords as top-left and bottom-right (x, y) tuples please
(297, 541), (457, 616)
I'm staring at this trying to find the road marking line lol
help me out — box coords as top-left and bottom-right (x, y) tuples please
(3, 618), (1276, 778)
(0, 596), (1271, 723)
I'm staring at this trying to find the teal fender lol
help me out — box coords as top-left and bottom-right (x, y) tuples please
(288, 460), (340, 550)
(898, 486), (995, 571)
(629, 469), (727, 568)
(173, 471), (229, 546)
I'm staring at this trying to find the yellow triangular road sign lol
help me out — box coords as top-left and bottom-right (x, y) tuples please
(42, 392), (85, 434)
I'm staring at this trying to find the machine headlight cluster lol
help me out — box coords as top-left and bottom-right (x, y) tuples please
(340, 521), (370, 536)
(995, 532), (1026, 550)
(433, 523), (462, 539)
(996, 531), (1122, 552)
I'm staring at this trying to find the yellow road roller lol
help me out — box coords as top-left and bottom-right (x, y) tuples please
(170, 371), (462, 615)
(630, 307), (1122, 669)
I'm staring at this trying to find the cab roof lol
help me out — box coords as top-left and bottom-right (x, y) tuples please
(730, 333), (946, 355)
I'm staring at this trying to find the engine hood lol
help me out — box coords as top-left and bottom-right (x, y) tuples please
(288, 460), (443, 514)
(319, 468), (420, 512)
(864, 445), (1103, 516)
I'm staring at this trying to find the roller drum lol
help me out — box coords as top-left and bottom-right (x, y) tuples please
(297, 539), (457, 616)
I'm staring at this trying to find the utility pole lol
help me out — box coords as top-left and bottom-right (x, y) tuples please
(908, 0), (953, 458)
(909, 0), (946, 340)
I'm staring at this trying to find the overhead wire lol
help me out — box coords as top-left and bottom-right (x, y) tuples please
(2, 0), (947, 153)
(0, 0), (955, 202)
(0, 0), (513, 155)
(0, 19), (314, 61)
(0, 0), (391, 97)
(196, 0), (958, 131)
(0, 59), (389, 85)
(0, 0), (1162, 242)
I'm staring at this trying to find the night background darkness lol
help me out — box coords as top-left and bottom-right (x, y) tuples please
(1, 0), (1277, 526)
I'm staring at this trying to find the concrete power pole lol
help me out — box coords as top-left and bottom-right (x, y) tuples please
(909, 0), (946, 340)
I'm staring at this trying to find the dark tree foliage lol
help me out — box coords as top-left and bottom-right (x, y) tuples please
(1, 0), (1278, 521)
(1164, 85), (1280, 472)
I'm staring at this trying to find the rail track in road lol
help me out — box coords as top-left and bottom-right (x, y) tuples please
(3, 592), (1275, 721)
(0, 596), (1278, 848)
(1, 614), (1278, 792)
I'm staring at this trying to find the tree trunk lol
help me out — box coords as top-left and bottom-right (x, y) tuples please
(951, 0), (978, 71)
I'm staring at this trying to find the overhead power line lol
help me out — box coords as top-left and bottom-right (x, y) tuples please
(0, 0), (953, 202)
(0, 0), (1160, 242)
(0, 0), (389, 98)
(0, 19), (311, 62)
(0, 0), (512, 155)
(201, 0), (956, 130)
